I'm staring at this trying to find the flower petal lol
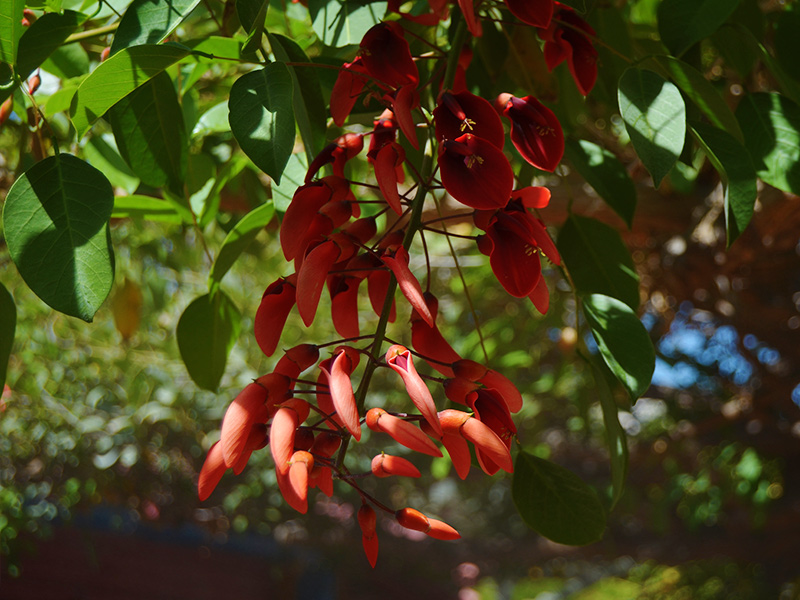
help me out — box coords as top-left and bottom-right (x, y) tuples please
(366, 407), (442, 456)
(386, 344), (442, 436)
(220, 382), (269, 468)
(198, 442), (227, 501)
(439, 133), (513, 209)
(381, 246), (433, 327)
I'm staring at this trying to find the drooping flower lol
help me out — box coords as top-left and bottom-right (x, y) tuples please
(274, 344), (320, 380)
(505, 0), (554, 28)
(366, 407), (442, 457)
(539, 3), (598, 96)
(465, 389), (517, 475)
(219, 381), (270, 467)
(270, 399), (310, 474)
(395, 507), (460, 540)
(277, 450), (314, 513)
(254, 275), (297, 357)
(438, 133), (513, 210)
(359, 22), (419, 89)
(386, 344), (442, 436)
(330, 57), (370, 126)
(198, 442), (226, 501)
(438, 409), (514, 474)
(434, 91), (505, 149)
(374, 141), (406, 215)
(381, 246), (434, 326)
(319, 347), (362, 440)
(358, 503), (379, 567)
(304, 133), (364, 183)
(410, 292), (461, 377)
(371, 453), (422, 478)
(496, 93), (564, 172)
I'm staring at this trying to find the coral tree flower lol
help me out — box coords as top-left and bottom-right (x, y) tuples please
(254, 275), (297, 357)
(496, 93), (564, 172)
(539, 3), (598, 96)
(386, 344), (442, 436)
(360, 22), (419, 89)
(438, 133), (513, 210)
(381, 246), (434, 326)
(366, 407), (442, 457)
(319, 348), (362, 440)
(410, 292), (461, 377)
(434, 91), (505, 150)
(395, 507), (461, 540)
(358, 504), (379, 567)
(438, 409), (514, 474)
(371, 453), (421, 478)
(330, 57), (370, 126)
(505, 0), (554, 28)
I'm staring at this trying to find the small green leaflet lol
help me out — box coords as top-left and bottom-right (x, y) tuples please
(237, 0), (269, 55)
(583, 294), (655, 402)
(110, 0), (203, 55)
(512, 451), (607, 546)
(564, 139), (636, 229)
(70, 44), (191, 139)
(0, 282), (15, 391)
(618, 68), (686, 187)
(176, 291), (241, 392)
(208, 202), (275, 288)
(690, 121), (757, 246)
(112, 195), (191, 224)
(308, 0), (388, 48)
(229, 63), (295, 184)
(557, 214), (640, 310)
(108, 71), (188, 194)
(657, 0), (741, 57)
(2, 154), (115, 322)
(736, 92), (800, 196)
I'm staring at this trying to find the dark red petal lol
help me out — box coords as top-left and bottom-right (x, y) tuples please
(434, 91), (504, 149)
(439, 133), (513, 209)
(505, 0), (554, 28)
(330, 277), (362, 338)
(504, 96), (564, 172)
(297, 240), (342, 327)
(331, 58), (369, 126)
(486, 213), (543, 297)
(254, 277), (297, 357)
(360, 22), (419, 88)
(381, 246), (433, 326)
(457, 0), (482, 36)
(325, 350), (362, 440)
(367, 268), (397, 322)
(393, 84), (420, 149)
(281, 181), (334, 261)
(375, 142), (405, 215)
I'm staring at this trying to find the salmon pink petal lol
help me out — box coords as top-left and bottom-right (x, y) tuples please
(386, 344), (442, 436)
(310, 430), (342, 457)
(297, 240), (342, 327)
(220, 382), (269, 468)
(434, 91), (504, 149)
(381, 246), (433, 327)
(288, 450), (313, 511)
(270, 406), (300, 474)
(371, 453), (422, 478)
(232, 423), (269, 475)
(274, 344), (320, 379)
(480, 369), (523, 412)
(366, 408), (442, 456)
(439, 133), (513, 209)
(323, 349), (362, 440)
(427, 518), (461, 540)
(375, 142), (405, 215)
(198, 442), (227, 501)
(505, 0), (554, 28)
(421, 420), (472, 479)
(254, 277), (297, 357)
(460, 415), (514, 474)
(309, 465), (334, 496)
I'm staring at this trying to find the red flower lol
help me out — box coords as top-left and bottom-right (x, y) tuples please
(539, 3), (598, 96)
(330, 57), (370, 126)
(465, 389), (517, 475)
(438, 409), (513, 474)
(270, 399), (310, 474)
(438, 133), (513, 210)
(386, 344), (442, 436)
(475, 199), (560, 301)
(305, 133), (364, 183)
(319, 347), (362, 440)
(410, 292), (461, 377)
(505, 0), (554, 28)
(381, 246), (434, 327)
(496, 93), (564, 172)
(457, 0), (482, 37)
(360, 22), (419, 89)
(371, 453), (421, 478)
(276, 450), (314, 513)
(366, 407), (442, 457)
(395, 507), (460, 540)
(358, 504), (379, 567)
(434, 91), (505, 149)
(254, 275), (297, 357)
(374, 142), (406, 215)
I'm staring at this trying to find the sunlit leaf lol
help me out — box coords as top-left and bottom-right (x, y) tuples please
(271, 151), (308, 212)
(690, 122), (757, 246)
(208, 202), (275, 288)
(557, 214), (640, 310)
(564, 139), (636, 228)
(513, 451), (606, 546)
(0, 282), (15, 391)
(583, 294), (655, 402)
(736, 92), (800, 195)
(70, 43), (191, 139)
(308, 0), (388, 48)
(237, 0), (269, 55)
(83, 134), (141, 195)
(15, 10), (82, 81)
(2, 154), (115, 321)
(0, 0), (24, 71)
(191, 100), (230, 139)
(176, 291), (241, 391)
(618, 68), (685, 187)
(657, 0), (740, 57)
(110, 0), (202, 55)
(228, 63), (295, 184)
(112, 194), (190, 223)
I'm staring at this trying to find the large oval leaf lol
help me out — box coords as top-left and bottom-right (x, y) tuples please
(108, 71), (187, 193)
(0, 282), (15, 391)
(229, 64), (295, 184)
(657, 0), (741, 57)
(2, 154), (115, 322)
(110, 0), (202, 55)
(557, 214), (640, 310)
(176, 291), (241, 391)
(308, 0), (388, 48)
(70, 44), (191, 139)
(690, 122), (757, 246)
(618, 68), (686, 187)
(583, 294), (655, 402)
(15, 10), (83, 82)
(512, 451), (606, 546)
(564, 139), (636, 228)
(237, 0), (269, 54)
(736, 92), (800, 196)
(0, 0), (24, 72)
(208, 202), (275, 288)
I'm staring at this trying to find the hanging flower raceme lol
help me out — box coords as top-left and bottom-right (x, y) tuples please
(538, 2), (598, 96)
(438, 133), (513, 210)
(386, 344), (442, 436)
(434, 90), (505, 149)
(505, 0), (554, 28)
(496, 93), (564, 172)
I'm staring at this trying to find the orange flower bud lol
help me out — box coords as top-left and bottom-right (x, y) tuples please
(395, 507), (430, 533)
(365, 408), (442, 457)
(371, 453), (421, 478)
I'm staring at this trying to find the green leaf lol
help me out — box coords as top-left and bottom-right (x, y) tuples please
(209, 202), (274, 288)
(651, 55), (744, 143)
(512, 451), (606, 546)
(41, 41), (89, 80)
(308, 0), (388, 48)
(557, 215), (640, 310)
(618, 68), (686, 187)
(0, 282), (15, 391)
(191, 100), (231, 139)
(2, 154), (115, 322)
(773, 10), (800, 84)
(564, 139), (636, 228)
(589, 357), (628, 510)
(583, 294), (655, 402)
(176, 291), (241, 391)
(271, 151), (308, 212)
(112, 195), (190, 223)
(657, 0), (741, 57)
(237, 0), (269, 55)
(229, 63), (295, 184)
(268, 32), (327, 159)
(83, 133), (141, 195)
(70, 43), (191, 139)
(0, 0), (24, 70)
(690, 122), (757, 246)
(736, 92), (800, 195)
(15, 10), (82, 81)
(110, 0), (202, 55)
(108, 71), (187, 193)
